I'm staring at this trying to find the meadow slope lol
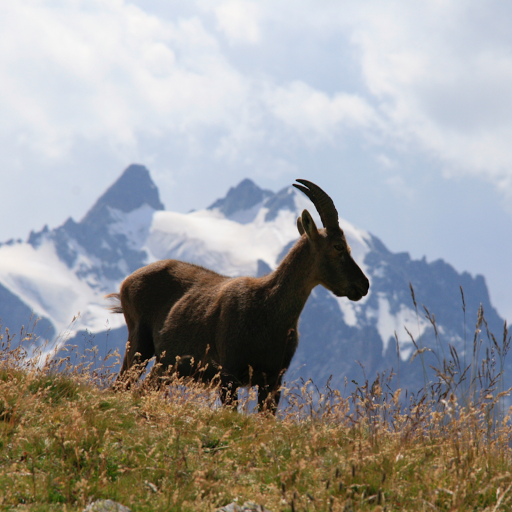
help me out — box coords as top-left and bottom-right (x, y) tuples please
(1, 318), (512, 512)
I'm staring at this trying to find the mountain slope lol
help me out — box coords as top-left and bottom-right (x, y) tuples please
(0, 166), (506, 391)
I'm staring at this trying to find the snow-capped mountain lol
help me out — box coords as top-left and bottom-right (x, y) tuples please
(0, 165), (506, 391)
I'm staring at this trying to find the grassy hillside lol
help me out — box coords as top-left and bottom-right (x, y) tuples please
(1, 312), (512, 511)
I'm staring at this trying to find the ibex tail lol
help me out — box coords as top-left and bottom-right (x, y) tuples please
(105, 293), (123, 314)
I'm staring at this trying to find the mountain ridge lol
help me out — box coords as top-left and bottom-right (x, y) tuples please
(207, 178), (273, 217)
(0, 165), (506, 393)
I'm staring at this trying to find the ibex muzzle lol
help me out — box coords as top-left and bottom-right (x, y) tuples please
(107, 179), (369, 413)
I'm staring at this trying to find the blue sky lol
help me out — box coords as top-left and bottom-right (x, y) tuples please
(1, 1), (512, 322)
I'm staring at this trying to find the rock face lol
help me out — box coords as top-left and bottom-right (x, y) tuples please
(0, 281), (55, 341)
(0, 166), (507, 393)
(208, 178), (273, 218)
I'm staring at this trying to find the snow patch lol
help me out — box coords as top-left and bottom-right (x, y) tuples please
(336, 298), (358, 327)
(147, 207), (301, 276)
(366, 293), (429, 361)
(107, 204), (155, 250)
(0, 240), (124, 337)
(225, 200), (265, 224)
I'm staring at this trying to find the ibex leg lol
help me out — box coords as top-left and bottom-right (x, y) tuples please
(219, 376), (239, 410)
(257, 375), (283, 415)
(117, 323), (155, 386)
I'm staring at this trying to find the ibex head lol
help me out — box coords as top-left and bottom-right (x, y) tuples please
(293, 179), (370, 301)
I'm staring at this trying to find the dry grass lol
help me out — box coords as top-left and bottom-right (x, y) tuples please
(1, 295), (512, 511)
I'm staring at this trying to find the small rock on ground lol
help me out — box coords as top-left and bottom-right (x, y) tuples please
(217, 501), (272, 512)
(83, 499), (132, 512)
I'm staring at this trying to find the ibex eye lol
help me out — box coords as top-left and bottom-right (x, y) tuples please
(334, 244), (343, 252)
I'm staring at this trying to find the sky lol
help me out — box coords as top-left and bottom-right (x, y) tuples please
(1, 0), (511, 322)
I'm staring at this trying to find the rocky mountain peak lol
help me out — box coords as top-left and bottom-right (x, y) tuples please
(81, 164), (164, 227)
(263, 185), (299, 221)
(208, 178), (274, 217)
(33, 165), (164, 280)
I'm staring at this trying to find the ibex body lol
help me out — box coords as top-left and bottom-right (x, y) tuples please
(107, 180), (369, 412)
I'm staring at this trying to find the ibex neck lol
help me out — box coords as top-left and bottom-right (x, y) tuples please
(264, 236), (317, 322)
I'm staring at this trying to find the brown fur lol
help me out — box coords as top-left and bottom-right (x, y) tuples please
(106, 181), (369, 413)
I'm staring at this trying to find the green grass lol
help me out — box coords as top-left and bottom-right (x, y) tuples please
(1, 307), (512, 511)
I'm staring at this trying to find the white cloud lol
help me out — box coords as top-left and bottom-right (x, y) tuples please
(344, 1), (512, 184)
(0, 0), (252, 161)
(214, 0), (261, 44)
(0, 0), (383, 178)
(8, 0), (512, 191)
(264, 80), (379, 143)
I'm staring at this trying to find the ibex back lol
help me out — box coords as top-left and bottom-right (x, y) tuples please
(107, 180), (369, 413)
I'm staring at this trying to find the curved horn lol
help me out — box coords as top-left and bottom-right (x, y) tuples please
(292, 179), (340, 231)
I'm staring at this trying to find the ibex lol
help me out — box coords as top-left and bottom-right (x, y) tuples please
(107, 180), (369, 413)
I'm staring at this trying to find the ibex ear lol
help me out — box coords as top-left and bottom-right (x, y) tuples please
(301, 209), (319, 241)
(296, 216), (305, 235)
